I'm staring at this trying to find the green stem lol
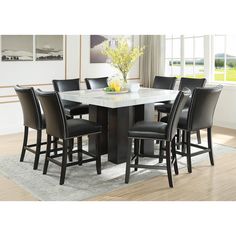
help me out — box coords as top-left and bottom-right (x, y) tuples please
(122, 72), (127, 83)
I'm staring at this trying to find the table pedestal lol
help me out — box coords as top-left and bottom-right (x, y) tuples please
(89, 104), (154, 164)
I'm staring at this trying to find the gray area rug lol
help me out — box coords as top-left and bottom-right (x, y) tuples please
(0, 142), (235, 201)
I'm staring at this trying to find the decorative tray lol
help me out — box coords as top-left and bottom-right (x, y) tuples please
(104, 88), (129, 94)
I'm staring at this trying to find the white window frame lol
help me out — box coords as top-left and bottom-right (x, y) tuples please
(165, 35), (207, 79)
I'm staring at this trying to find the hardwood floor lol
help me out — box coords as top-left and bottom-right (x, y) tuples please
(0, 126), (236, 201)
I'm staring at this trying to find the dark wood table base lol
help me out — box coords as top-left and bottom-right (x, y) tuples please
(89, 104), (154, 164)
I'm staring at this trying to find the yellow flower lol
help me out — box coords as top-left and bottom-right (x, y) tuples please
(102, 37), (144, 82)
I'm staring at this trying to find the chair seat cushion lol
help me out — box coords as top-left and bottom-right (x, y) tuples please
(155, 102), (173, 113)
(161, 110), (188, 130)
(128, 121), (167, 140)
(62, 100), (89, 116)
(67, 119), (102, 138)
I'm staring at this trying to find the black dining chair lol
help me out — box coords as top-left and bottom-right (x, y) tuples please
(156, 77), (206, 145)
(52, 78), (89, 118)
(162, 85), (223, 173)
(36, 89), (102, 185)
(85, 77), (108, 90)
(153, 76), (177, 121)
(156, 77), (206, 115)
(14, 85), (49, 170)
(125, 88), (191, 187)
(153, 76), (177, 90)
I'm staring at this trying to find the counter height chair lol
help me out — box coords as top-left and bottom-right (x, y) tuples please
(85, 77), (108, 90)
(161, 85), (223, 173)
(153, 76), (177, 90)
(14, 85), (50, 170)
(153, 76), (177, 121)
(156, 77), (206, 145)
(36, 90), (102, 185)
(125, 88), (191, 188)
(52, 78), (89, 118)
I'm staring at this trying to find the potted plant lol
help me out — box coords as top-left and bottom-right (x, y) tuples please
(102, 37), (144, 84)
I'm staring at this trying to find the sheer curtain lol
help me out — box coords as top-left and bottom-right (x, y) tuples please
(139, 35), (165, 88)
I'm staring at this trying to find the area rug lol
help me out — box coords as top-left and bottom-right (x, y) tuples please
(0, 143), (235, 201)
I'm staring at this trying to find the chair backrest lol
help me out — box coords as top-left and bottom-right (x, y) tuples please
(166, 88), (191, 141)
(36, 90), (67, 138)
(153, 76), (177, 90)
(85, 77), (108, 89)
(52, 78), (80, 92)
(179, 77), (206, 91)
(14, 85), (43, 130)
(187, 85), (223, 131)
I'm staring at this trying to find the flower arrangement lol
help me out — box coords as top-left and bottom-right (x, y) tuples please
(105, 76), (123, 92)
(102, 38), (144, 83)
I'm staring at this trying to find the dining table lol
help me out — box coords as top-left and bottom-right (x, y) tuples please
(60, 87), (178, 164)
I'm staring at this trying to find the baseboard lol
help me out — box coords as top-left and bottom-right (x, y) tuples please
(214, 120), (236, 130)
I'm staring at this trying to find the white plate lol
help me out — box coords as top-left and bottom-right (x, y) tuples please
(104, 89), (129, 94)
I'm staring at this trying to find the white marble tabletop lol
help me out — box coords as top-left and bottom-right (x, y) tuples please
(59, 87), (178, 109)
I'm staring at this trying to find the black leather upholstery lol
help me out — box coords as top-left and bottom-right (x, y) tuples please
(85, 77), (108, 89)
(129, 89), (191, 141)
(129, 122), (167, 139)
(161, 85), (223, 131)
(179, 77), (206, 91)
(161, 110), (188, 130)
(155, 102), (172, 112)
(187, 85), (223, 131)
(36, 90), (101, 139)
(52, 78), (89, 117)
(156, 77), (206, 114)
(14, 85), (45, 130)
(53, 78), (80, 92)
(63, 102), (89, 116)
(67, 119), (101, 138)
(153, 76), (177, 90)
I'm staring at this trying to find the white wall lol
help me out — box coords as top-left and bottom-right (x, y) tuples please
(0, 35), (76, 135)
(0, 35), (140, 134)
(80, 35), (140, 89)
(1, 35), (235, 135)
(213, 84), (236, 129)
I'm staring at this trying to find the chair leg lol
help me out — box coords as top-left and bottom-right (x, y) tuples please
(20, 126), (29, 162)
(33, 130), (42, 170)
(43, 135), (51, 175)
(159, 140), (164, 163)
(166, 141), (173, 188)
(186, 131), (192, 173)
(157, 111), (161, 121)
(96, 134), (101, 174)
(207, 128), (214, 166)
(134, 139), (139, 171)
(68, 139), (73, 162)
(125, 138), (132, 184)
(53, 137), (59, 155)
(60, 139), (68, 185)
(181, 130), (186, 154)
(196, 130), (201, 144)
(171, 137), (179, 175)
(77, 136), (83, 166)
(176, 129), (180, 150)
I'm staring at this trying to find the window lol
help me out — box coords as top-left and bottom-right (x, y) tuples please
(165, 35), (181, 78)
(214, 35), (236, 82)
(165, 35), (205, 78)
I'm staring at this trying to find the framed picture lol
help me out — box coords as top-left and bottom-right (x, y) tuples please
(36, 35), (63, 61)
(90, 35), (133, 63)
(1, 35), (33, 61)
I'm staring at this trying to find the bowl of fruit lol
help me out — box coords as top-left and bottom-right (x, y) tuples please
(104, 76), (129, 94)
